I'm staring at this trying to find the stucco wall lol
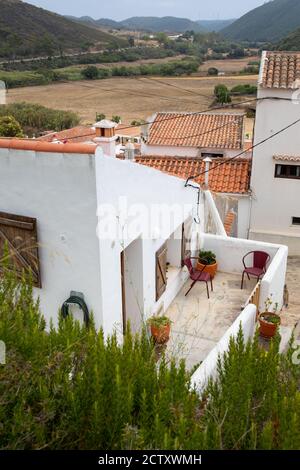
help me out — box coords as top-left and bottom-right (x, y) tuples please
(95, 150), (200, 335)
(250, 87), (300, 252)
(0, 148), (102, 328)
(142, 142), (242, 159)
(191, 304), (257, 392)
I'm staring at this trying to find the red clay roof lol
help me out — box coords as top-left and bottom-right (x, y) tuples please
(260, 51), (300, 89)
(38, 124), (141, 143)
(0, 138), (96, 154)
(147, 112), (245, 150)
(135, 156), (251, 194)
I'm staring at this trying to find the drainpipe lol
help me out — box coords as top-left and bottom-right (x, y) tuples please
(203, 157), (212, 188)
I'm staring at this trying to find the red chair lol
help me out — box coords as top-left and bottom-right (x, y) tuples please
(241, 251), (270, 289)
(183, 257), (213, 299)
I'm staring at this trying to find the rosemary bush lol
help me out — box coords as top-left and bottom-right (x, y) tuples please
(0, 270), (299, 450)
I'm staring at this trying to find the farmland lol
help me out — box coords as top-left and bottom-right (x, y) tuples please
(7, 73), (258, 125)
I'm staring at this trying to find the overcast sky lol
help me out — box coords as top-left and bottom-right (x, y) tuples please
(25, 0), (266, 21)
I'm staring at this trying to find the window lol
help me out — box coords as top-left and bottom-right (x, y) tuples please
(292, 217), (300, 226)
(201, 152), (224, 159)
(275, 164), (300, 179)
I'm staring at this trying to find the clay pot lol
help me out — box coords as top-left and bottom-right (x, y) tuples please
(196, 261), (218, 279)
(150, 324), (171, 344)
(259, 313), (281, 339)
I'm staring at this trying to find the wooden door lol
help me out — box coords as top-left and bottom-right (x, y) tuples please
(156, 243), (167, 301)
(0, 211), (41, 287)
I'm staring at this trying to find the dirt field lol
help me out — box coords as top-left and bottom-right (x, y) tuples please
(7, 74), (259, 124)
(199, 57), (260, 73)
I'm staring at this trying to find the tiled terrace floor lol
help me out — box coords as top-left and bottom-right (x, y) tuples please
(166, 271), (257, 370)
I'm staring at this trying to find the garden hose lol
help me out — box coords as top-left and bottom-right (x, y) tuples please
(61, 295), (90, 327)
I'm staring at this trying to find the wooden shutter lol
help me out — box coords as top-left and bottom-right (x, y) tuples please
(0, 211), (41, 288)
(156, 243), (167, 301)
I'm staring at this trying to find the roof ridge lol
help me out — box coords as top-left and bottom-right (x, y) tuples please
(0, 138), (96, 154)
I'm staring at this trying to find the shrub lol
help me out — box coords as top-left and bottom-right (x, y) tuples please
(208, 67), (219, 76)
(81, 65), (99, 80)
(214, 84), (232, 104)
(0, 115), (24, 137)
(0, 102), (80, 136)
(0, 269), (299, 450)
(231, 84), (258, 95)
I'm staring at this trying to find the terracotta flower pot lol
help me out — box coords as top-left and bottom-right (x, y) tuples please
(259, 312), (281, 339)
(150, 324), (171, 345)
(196, 261), (218, 279)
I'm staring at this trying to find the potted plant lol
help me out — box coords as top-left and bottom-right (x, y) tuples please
(196, 250), (218, 278)
(259, 297), (281, 339)
(147, 315), (171, 345)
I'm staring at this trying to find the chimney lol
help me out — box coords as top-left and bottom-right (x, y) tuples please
(93, 120), (117, 157)
(203, 157), (212, 188)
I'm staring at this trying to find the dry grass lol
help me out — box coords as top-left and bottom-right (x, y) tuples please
(7, 74), (258, 124)
(199, 57), (260, 73)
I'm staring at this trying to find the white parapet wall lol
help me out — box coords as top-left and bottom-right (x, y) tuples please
(190, 304), (257, 393)
(204, 190), (228, 237)
(201, 233), (288, 310)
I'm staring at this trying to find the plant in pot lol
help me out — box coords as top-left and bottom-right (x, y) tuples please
(259, 297), (281, 339)
(147, 315), (172, 345)
(196, 250), (218, 278)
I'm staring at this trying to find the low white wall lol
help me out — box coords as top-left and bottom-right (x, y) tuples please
(259, 245), (288, 311)
(201, 233), (288, 311)
(191, 304), (257, 393)
(204, 191), (227, 237)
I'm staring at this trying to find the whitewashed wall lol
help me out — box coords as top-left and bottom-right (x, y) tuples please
(141, 142), (243, 159)
(95, 150), (201, 336)
(250, 86), (300, 253)
(201, 233), (287, 310)
(191, 304), (257, 392)
(0, 148), (102, 328)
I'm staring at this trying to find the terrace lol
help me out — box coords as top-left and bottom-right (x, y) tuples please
(164, 232), (288, 371)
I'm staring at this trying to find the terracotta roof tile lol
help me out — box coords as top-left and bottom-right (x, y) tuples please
(260, 51), (300, 89)
(38, 124), (141, 144)
(147, 112), (244, 150)
(135, 156), (251, 194)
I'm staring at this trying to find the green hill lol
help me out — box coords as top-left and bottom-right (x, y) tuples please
(119, 16), (205, 33)
(222, 0), (300, 42)
(197, 19), (236, 32)
(0, 0), (126, 59)
(277, 27), (300, 50)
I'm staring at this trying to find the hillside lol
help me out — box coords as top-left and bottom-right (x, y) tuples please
(119, 16), (205, 33)
(221, 0), (300, 42)
(197, 19), (236, 32)
(277, 28), (300, 50)
(0, 0), (126, 59)
(72, 15), (205, 33)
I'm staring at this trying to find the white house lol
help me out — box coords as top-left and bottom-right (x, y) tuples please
(250, 51), (300, 254)
(0, 119), (288, 349)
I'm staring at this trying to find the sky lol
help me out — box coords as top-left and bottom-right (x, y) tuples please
(25, 0), (266, 21)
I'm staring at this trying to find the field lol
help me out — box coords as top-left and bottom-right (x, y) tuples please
(7, 74), (259, 124)
(199, 57), (260, 73)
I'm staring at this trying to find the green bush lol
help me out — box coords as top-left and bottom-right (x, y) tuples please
(208, 67), (219, 76)
(231, 84), (258, 95)
(0, 115), (24, 137)
(81, 65), (99, 80)
(0, 269), (299, 450)
(0, 102), (80, 136)
(214, 84), (232, 104)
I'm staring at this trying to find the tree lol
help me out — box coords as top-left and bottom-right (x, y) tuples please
(81, 66), (99, 80)
(155, 32), (169, 47)
(96, 113), (106, 122)
(0, 115), (24, 137)
(128, 36), (135, 47)
(214, 84), (232, 104)
(111, 115), (121, 124)
(208, 67), (219, 76)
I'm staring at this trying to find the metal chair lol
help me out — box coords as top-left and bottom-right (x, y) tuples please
(183, 257), (213, 299)
(241, 251), (270, 289)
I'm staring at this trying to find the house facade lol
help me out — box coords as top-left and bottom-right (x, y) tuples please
(250, 51), (300, 254)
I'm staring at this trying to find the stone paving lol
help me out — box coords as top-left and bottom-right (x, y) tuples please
(166, 271), (256, 369)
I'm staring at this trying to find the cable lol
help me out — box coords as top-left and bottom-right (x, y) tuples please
(136, 76), (212, 100)
(185, 115), (300, 185)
